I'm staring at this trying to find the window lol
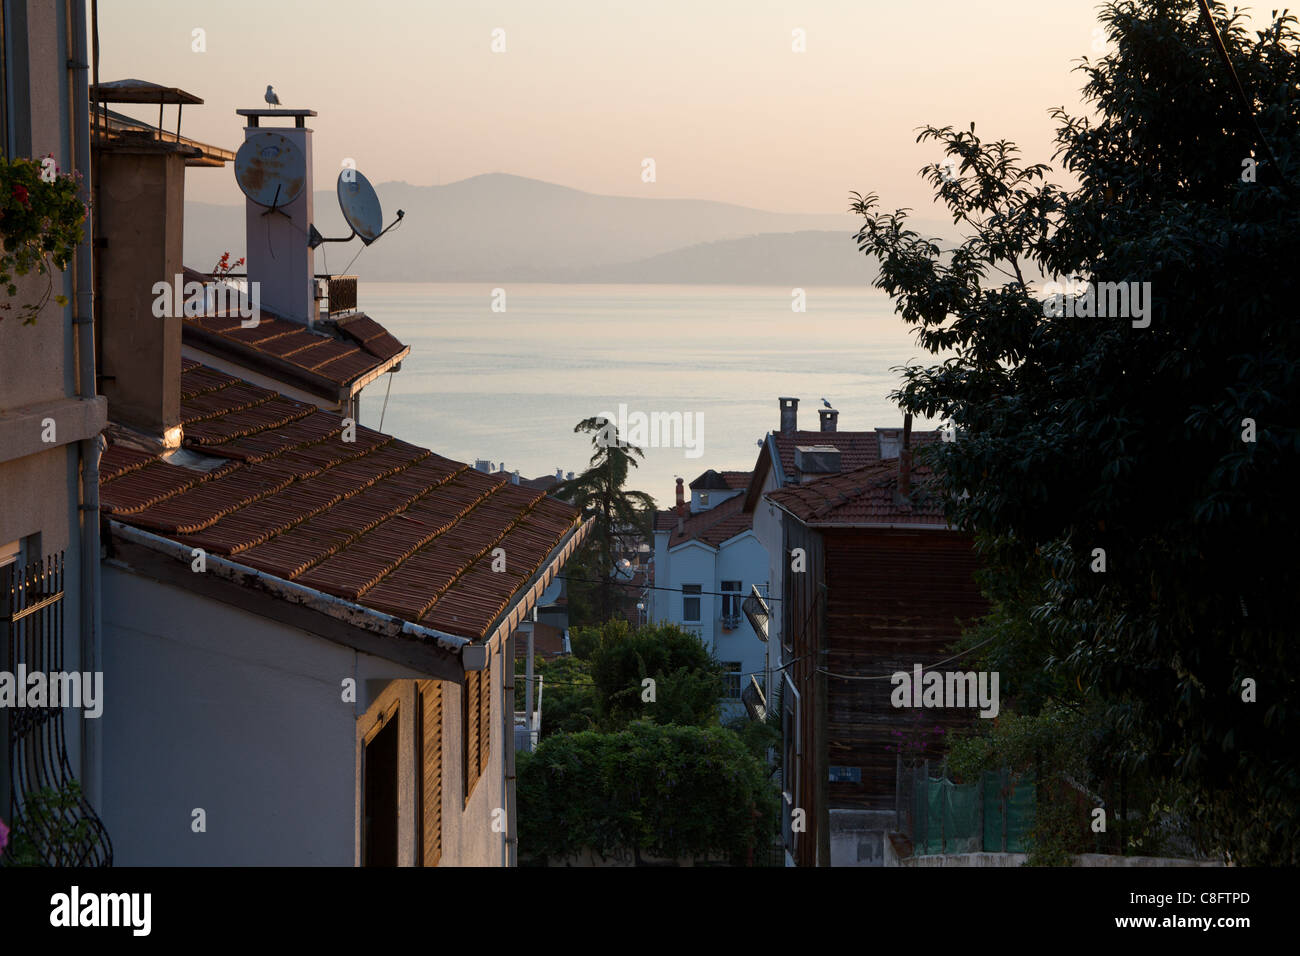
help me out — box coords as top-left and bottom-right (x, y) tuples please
(463, 663), (492, 804)
(362, 705), (400, 867)
(721, 581), (742, 625)
(682, 584), (701, 622)
(723, 662), (743, 699)
(417, 680), (443, 867)
(699, 493), (709, 507)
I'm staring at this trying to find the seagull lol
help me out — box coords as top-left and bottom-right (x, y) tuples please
(265, 85), (281, 107)
(821, 397), (832, 408)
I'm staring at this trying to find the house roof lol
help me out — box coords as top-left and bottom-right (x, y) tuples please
(99, 359), (586, 641)
(667, 493), (753, 549)
(765, 459), (949, 527)
(689, 469), (751, 491)
(180, 267), (408, 400)
(743, 427), (941, 510)
(654, 508), (680, 532)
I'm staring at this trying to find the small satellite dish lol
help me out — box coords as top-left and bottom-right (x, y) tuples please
(234, 131), (306, 209)
(337, 170), (383, 244)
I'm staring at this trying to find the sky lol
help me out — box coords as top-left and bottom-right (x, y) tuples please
(98, 0), (1110, 215)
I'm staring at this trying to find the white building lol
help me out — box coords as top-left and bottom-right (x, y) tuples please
(652, 471), (769, 722)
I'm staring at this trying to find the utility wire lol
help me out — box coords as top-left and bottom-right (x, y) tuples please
(816, 635), (997, 682)
(1196, 0), (1295, 197)
(556, 573), (783, 601)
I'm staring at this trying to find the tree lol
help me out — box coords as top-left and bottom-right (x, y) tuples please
(583, 619), (724, 729)
(851, 0), (1300, 863)
(517, 722), (777, 865)
(515, 654), (599, 739)
(554, 417), (656, 625)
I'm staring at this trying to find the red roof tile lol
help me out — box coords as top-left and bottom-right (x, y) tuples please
(668, 494), (753, 548)
(770, 429), (940, 479)
(101, 359), (585, 640)
(766, 460), (949, 526)
(180, 268), (408, 392)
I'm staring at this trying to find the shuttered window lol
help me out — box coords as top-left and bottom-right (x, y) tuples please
(418, 680), (443, 866)
(463, 664), (492, 803)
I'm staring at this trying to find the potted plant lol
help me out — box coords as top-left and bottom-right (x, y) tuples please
(0, 152), (87, 324)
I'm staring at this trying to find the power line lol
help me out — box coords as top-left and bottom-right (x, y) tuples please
(816, 636), (996, 682)
(556, 573), (783, 602)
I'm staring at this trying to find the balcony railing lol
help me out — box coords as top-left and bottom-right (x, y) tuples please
(1, 553), (112, 866)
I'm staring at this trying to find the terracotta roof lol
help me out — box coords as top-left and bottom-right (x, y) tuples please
(654, 508), (681, 532)
(100, 360), (585, 640)
(766, 460), (949, 527)
(668, 493), (753, 548)
(770, 429), (940, 479)
(180, 267), (408, 396)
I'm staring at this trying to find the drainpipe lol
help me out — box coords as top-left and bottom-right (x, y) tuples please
(503, 633), (517, 867)
(71, 0), (104, 813)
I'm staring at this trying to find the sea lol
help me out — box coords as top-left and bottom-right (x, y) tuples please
(354, 283), (939, 508)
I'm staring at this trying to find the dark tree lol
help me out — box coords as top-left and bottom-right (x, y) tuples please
(852, 0), (1300, 863)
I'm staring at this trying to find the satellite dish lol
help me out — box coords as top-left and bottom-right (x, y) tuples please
(234, 131), (306, 209)
(337, 170), (383, 244)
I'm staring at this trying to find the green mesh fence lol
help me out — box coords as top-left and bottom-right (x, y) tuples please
(913, 767), (1034, 855)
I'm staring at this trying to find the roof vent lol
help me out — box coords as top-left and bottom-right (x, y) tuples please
(794, 445), (841, 475)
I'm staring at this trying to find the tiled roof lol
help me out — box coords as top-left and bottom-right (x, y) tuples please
(766, 460), (949, 526)
(668, 494), (753, 548)
(770, 429), (939, 479)
(100, 360), (585, 640)
(180, 268), (408, 393)
(654, 508), (681, 532)
(688, 468), (752, 491)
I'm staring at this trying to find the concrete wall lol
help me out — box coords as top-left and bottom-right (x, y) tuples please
(101, 564), (439, 865)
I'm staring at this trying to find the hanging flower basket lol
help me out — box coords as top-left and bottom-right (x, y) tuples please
(0, 153), (87, 325)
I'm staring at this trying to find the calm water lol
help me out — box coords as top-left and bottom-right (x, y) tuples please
(355, 283), (937, 507)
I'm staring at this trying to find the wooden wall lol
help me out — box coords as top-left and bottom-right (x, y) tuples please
(821, 527), (987, 810)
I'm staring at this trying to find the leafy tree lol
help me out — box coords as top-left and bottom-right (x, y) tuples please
(516, 654), (600, 739)
(582, 619), (724, 729)
(852, 0), (1300, 863)
(555, 417), (656, 625)
(517, 722), (778, 865)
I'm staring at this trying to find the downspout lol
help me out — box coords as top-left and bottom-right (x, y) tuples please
(503, 633), (517, 867)
(71, 0), (103, 814)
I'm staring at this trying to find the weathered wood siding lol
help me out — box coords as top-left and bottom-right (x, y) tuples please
(821, 527), (987, 810)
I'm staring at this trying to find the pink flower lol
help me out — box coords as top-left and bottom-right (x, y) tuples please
(0, 816), (8, 854)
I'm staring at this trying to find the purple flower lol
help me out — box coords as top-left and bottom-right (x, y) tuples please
(0, 816), (8, 854)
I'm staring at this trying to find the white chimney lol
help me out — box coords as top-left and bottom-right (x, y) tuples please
(239, 109), (318, 325)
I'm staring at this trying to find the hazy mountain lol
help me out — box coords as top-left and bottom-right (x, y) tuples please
(185, 172), (940, 283)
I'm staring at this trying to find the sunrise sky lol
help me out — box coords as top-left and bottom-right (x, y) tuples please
(99, 0), (1114, 214)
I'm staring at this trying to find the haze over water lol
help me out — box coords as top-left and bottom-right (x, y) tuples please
(357, 283), (939, 507)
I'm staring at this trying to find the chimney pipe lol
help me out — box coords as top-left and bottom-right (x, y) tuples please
(779, 397), (799, 434)
(818, 408), (838, 433)
(95, 143), (188, 446)
(899, 413), (913, 497)
(675, 477), (686, 516)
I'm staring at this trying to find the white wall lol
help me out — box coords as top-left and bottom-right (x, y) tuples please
(101, 565), (427, 865)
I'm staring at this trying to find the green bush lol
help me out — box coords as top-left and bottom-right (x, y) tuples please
(517, 721), (778, 865)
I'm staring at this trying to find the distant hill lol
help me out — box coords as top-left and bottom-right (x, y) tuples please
(185, 172), (938, 283)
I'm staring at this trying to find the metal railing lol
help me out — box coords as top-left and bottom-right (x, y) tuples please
(2, 553), (112, 866)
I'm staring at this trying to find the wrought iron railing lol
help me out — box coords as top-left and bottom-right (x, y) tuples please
(1, 553), (112, 866)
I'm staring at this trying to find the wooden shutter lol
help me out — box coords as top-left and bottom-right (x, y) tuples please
(464, 668), (481, 801)
(463, 663), (493, 803)
(478, 664), (491, 778)
(419, 680), (443, 866)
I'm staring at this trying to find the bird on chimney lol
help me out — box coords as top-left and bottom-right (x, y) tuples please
(265, 85), (281, 107)
(821, 397), (832, 408)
